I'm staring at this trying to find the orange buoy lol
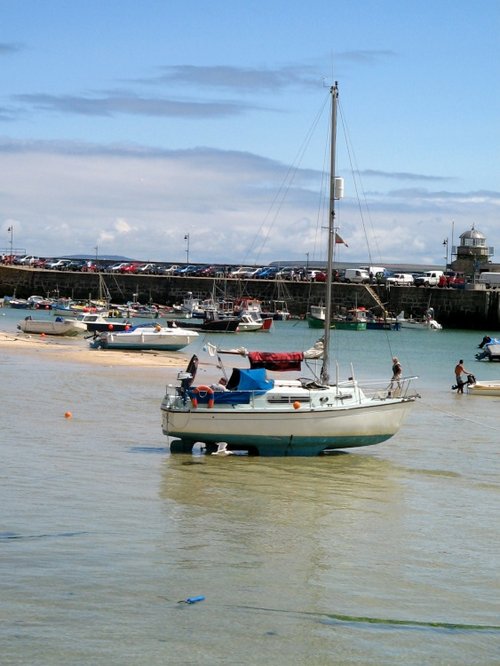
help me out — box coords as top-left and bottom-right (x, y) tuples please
(64, 411), (72, 419)
(191, 385), (215, 409)
(108, 323), (114, 330)
(293, 401), (301, 410)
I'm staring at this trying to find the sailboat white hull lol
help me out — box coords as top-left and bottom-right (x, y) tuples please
(161, 382), (415, 456)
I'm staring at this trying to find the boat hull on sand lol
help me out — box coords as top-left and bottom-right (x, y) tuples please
(18, 316), (87, 336)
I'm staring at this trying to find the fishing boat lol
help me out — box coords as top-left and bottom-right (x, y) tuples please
(332, 307), (368, 331)
(160, 84), (418, 456)
(90, 322), (199, 351)
(307, 305), (331, 329)
(261, 300), (291, 321)
(18, 315), (87, 336)
(174, 310), (240, 333)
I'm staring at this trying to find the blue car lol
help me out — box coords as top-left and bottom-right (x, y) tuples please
(254, 266), (279, 279)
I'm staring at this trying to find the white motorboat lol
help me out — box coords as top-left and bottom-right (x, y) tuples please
(237, 313), (264, 332)
(90, 323), (198, 351)
(307, 304), (327, 329)
(467, 380), (500, 396)
(397, 309), (442, 330)
(475, 336), (500, 361)
(160, 84), (419, 456)
(18, 315), (87, 336)
(76, 313), (132, 332)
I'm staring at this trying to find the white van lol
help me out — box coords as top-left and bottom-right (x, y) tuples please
(344, 268), (370, 284)
(478, 272), (500, 288)
(414, 270), (444, 287)
(360, 265), (385, 276)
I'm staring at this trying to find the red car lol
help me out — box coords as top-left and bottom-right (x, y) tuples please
(120, 263), (141, 273)
(438, 272), (465, 288)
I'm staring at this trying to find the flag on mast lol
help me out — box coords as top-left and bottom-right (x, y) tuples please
(335, 232), (348, 247)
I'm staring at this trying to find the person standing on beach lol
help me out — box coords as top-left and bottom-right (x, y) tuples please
(454, 359), (472, 393)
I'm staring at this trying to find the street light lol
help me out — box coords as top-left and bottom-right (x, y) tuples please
(443, 238), (448, 268)
(184, 234), (190, 264)
(7, 224), (14, 259)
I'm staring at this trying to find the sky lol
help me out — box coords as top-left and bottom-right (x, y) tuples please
(1, 0), (499, 267)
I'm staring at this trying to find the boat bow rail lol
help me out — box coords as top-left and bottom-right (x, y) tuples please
(162, 374), (419, 413)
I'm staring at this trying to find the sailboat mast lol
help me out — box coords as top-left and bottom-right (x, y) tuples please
(320, 82), (338, 385)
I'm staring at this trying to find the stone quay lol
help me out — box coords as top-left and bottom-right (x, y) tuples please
(1, 265), (499, 330)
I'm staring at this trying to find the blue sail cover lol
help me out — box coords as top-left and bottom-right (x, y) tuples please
(236, 368), (274, 391)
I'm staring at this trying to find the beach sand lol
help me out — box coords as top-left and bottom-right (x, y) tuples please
(0, 330), (187, 373)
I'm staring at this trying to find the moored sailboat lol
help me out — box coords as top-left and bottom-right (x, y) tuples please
(160, 83), (419, 456)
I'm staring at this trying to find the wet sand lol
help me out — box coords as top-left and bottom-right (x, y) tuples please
(0, 330), (187, 373)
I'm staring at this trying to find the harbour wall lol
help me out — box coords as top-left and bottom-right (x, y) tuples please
(1, 265), (499, 330)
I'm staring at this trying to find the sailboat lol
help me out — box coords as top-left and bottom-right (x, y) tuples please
(160, 84), (419, 456)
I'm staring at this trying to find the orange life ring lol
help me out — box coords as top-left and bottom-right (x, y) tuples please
(191, 385), (215, 409)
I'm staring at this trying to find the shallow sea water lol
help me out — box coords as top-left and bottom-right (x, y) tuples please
(1, 309), (499, 664)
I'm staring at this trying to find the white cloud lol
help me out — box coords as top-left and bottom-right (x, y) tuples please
(1, 140), (498, 264)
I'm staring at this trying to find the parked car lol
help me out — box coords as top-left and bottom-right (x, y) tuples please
(386, 273), (414, 286)
(254, 266), (279, 279)
(18, 255), (39, 266)
(343, 268), (370, 284)
(33, 257), (48, 268)
(65, 259), (86, 271)
(438, 271), (465, 288)
(414, 270), (444, 287)
(160, 264), (180, 275)
(196, 265), (217, 277)
(478, 272), (500, 288)
(11, 255), (26, 265)
(137, 263), (158, 274)
(45, 259), (72, 270)
(109, 262), (130, 272)
(120, 263), (142, 273)
(229, 266), (255, 278)
(275, 267), (296, 280)
(175, 264), (200, 276)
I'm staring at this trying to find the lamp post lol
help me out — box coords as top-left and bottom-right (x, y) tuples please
(305, 252), (309, 272)
(184, 234), (190, 264)
(7, 224), (14, 260)
(443, 238), (448, 268)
